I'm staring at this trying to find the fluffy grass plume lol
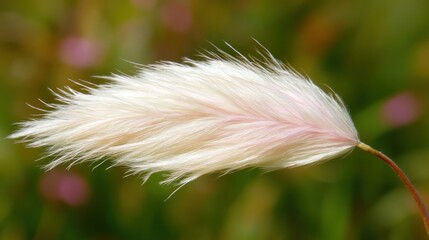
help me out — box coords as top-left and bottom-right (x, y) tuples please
(10, 48), (360, 185)
(12, 46), (429, 234)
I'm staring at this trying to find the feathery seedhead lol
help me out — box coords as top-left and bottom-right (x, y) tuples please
(11, 49), (359, 185)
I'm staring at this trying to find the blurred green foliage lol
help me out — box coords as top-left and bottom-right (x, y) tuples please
(1, 0), (429, 239)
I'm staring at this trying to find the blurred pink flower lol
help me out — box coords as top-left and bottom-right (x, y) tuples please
(381, 92), (422, 127)
(59, 37), (102, 68)
(39, 170), (89, 207)
(160, 2), (192, 33)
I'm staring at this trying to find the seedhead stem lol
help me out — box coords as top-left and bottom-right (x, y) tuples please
(358, 142), (429, 235)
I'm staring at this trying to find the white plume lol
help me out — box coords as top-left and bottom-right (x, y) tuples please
(11, 49), (360, 185)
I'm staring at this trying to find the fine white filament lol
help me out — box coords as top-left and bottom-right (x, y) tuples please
(11, 50), (360, 185)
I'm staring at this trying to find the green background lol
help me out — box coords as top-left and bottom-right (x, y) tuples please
(1, 0), (429, 239)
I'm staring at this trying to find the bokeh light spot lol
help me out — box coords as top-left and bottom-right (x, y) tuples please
(381, 92), (422, 127)
(59, 37), (102, 68)
(39, 170), (89, 207)
(160, 2), (192, 33)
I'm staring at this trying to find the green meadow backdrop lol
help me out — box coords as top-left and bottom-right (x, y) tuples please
(1, 0), (429, 239)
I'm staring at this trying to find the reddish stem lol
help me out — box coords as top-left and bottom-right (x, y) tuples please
(358, 142), (429, 235)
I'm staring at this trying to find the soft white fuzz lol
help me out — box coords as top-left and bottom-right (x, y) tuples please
(11, 51), (359, 185)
